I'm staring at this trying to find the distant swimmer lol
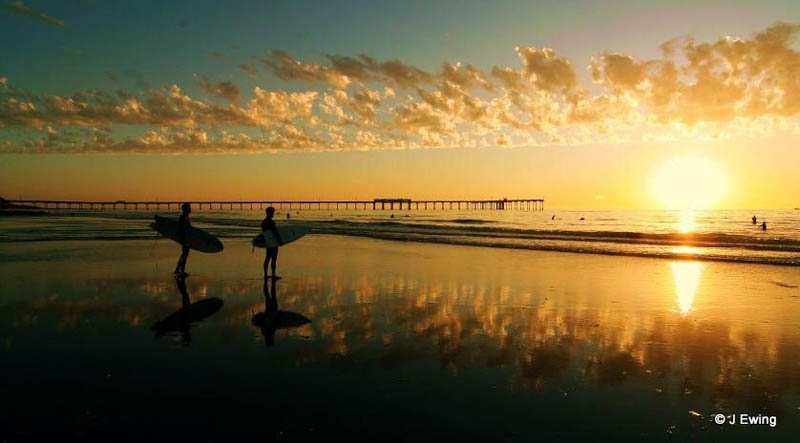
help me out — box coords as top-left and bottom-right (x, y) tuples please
(261, 207), (284, 278)
(174, 203), (191, 276)
(752, 215), (757, 225)
(551, 215), (556, 220)
(579, 217), (585, 221)
(761, 221), (767, 231)
(286, 212), (291, 220)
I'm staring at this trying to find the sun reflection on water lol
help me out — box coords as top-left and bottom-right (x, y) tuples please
(670, 261), (703, 316)
(678, 209), (696, 233)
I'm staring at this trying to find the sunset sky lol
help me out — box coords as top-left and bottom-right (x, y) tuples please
(1, 0), (799, 208)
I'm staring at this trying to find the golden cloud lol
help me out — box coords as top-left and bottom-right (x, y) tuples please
(2, 22), (800, 153)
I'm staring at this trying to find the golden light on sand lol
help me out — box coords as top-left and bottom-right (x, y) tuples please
(670, 261), (703, 316)
(650, 155), (728, 211)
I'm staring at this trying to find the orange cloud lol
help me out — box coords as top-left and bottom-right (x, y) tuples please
(2, 22), (800, 154)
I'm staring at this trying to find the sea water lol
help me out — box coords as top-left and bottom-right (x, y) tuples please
(0, 208), (798, 265)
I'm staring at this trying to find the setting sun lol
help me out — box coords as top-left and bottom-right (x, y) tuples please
(3, 2), (800, 441)
(650, 155), (728, 210)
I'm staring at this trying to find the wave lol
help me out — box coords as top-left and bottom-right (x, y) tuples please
(1, 213), (798, 266)
(290, 219), (800, 252)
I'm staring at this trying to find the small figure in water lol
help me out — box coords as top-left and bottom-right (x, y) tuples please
(551, 215), (556, 220)
(174, 202), (191, 276)
(261, 206), (284, 279)
(752, 215), (757, 225)
(286, 212), (291, 220)
(761, 221), (767, 231)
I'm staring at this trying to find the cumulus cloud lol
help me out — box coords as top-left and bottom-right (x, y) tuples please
(2, 22), (800, 154)
(515, 46), (577, 93)
(3, 0), (64, 27)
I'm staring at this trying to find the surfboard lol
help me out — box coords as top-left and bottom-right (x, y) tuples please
(152, 297), (224, 336)
(150, 215), (224, 253)
(252, 310), (311, 329)
(252, 224), (310, 248)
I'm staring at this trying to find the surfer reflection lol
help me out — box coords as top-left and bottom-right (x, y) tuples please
(152, 275), (224, 346)
(174, 202), (192, 276)
(261, 206), (284, 279)
(252, 277), (311, 347)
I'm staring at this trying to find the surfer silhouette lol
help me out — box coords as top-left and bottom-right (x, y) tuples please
(152, 274), (224, 346)
(174, 203), (191, 276)
(761, 221), (767, 231)
(251, 275), (310, 347)
(253, 276), (279, 347)
(261, 207), (283, 278)
(752, 215), (757, 225)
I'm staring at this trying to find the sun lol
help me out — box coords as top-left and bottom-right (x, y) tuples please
(650, 155), (728, 210)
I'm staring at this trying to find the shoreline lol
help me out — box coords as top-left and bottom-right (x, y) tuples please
(2, 231), (798, 267)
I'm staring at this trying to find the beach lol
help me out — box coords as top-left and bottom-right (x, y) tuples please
(2, 233), (799, 441)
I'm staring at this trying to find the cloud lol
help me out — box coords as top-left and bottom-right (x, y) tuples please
(2, 22), (800, 154)
(238, 62), (259, 79)
(590, 53), (646, 90)
(197, 76), (241, 104)
(514, 47), (577, 93)
(264, 51), (437, 89)
(4, 0), (65, 27)
(262, 50), (352, 89)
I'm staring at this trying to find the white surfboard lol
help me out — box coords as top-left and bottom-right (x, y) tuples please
(252, 225), (310, 248)
(150, 215), (224, 253)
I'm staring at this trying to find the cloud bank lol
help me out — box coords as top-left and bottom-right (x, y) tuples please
(3, 0), (64, 27)
(1, 22), (799, 154)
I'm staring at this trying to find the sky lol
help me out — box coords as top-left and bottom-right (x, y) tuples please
(1, 0), (799, 208)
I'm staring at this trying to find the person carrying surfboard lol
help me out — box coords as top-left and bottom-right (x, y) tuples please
(174, 203), (192, 276)
(261, 207), (284, 278)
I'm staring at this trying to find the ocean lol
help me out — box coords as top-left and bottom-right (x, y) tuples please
(1, 208), (798, 265)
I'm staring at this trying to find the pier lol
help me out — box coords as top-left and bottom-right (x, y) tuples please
(5, 197), (544, 211)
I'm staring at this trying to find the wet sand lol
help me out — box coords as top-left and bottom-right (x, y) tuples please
(1, 234), (799, 441)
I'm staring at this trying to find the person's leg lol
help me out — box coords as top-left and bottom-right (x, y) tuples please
(269, 248), (279, 277)
(176, 246), (189, 274)
(175, 250), (184, 274)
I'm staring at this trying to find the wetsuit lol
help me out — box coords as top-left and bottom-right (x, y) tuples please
(261, 217), (283, 276)
(175, 212), (190, 274)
